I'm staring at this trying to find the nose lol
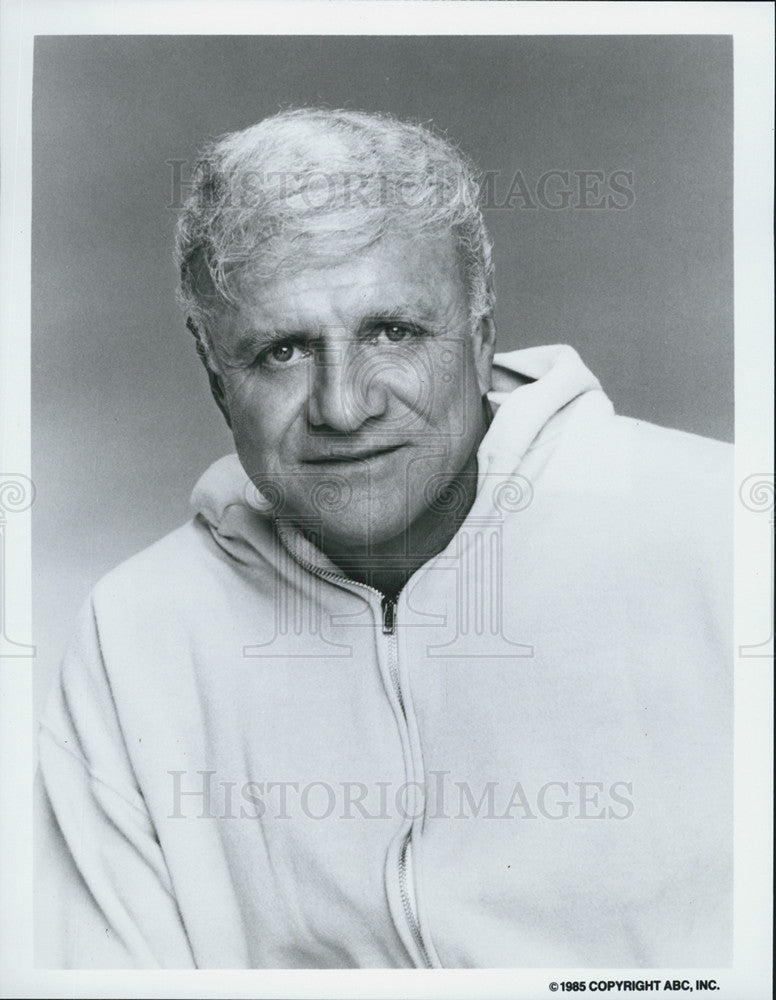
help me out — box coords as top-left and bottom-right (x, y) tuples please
(306, 347), (388, 432)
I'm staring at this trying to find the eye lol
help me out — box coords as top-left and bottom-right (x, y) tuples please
(256, 340), (311, 369)
(270, 343), (297, 363)
(372, 322), (423, 344)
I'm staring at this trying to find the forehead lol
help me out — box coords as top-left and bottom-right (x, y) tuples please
(223, 229), (468, 332)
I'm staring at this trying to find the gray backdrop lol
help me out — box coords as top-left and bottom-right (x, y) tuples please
(32, 35), (733, 702)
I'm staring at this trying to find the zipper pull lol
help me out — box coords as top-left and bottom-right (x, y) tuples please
(381, 595), (396, 635)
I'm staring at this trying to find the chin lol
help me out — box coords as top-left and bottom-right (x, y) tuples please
(315, 508), (409, 553)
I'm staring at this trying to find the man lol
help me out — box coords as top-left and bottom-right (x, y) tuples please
(36, 108), (732, 968)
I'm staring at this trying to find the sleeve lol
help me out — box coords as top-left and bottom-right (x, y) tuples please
(35, 598), (196, 969)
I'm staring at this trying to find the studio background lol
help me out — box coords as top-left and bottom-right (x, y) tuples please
(32, 34), (733, 705)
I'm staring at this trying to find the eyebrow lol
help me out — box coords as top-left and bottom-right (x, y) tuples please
(230, 328), (307, 357)
(362, 304), (441, 326)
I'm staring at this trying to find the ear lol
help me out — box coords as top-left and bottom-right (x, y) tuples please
(186, 317), (232, 429)
(471, 310), (497, 396)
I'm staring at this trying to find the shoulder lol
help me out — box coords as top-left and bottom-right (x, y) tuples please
(548, 395), (732, 485)
(599, 418), (733, 575)
(87, 512), (274, 650)
(616, 415), (732, 467)
(86, 504), (279, 653)
(533, 406), (733, 555)
(612, 416), (733, 512)
(91, 518), (217, 612)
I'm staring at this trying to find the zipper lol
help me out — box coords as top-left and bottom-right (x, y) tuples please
(276, 533), (432, 967)
(381, 595), (405, 715)
(399, 832), (431, 966)
(381, 594), (432, 968)
(381, 594), (396, 635)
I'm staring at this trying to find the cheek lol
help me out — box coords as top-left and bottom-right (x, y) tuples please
(379, 338), (475, 421)
(421, 339), (483, 430)
(226, 377), (305, 464)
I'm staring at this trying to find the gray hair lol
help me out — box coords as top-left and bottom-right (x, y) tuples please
(175, 107), (495, 363)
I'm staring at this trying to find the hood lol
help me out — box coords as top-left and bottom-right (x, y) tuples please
(191, 344), (608, 539)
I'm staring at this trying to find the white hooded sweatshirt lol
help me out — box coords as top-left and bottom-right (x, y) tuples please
(36, 346), (733, 969)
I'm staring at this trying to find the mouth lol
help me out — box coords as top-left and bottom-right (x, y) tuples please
(302, 443), (405, 465)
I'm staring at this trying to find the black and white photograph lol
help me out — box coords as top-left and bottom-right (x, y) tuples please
(0, 1), (772, 997)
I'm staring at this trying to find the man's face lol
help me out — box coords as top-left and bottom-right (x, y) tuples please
(209, 229), (495, 551)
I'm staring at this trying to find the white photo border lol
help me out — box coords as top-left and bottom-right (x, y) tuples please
(1, 2), (772, 997)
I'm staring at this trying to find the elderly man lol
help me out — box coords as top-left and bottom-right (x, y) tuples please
(36, 108), (732, 969)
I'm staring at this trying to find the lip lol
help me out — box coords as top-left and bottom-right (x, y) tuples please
(302, 443), (405, 465)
